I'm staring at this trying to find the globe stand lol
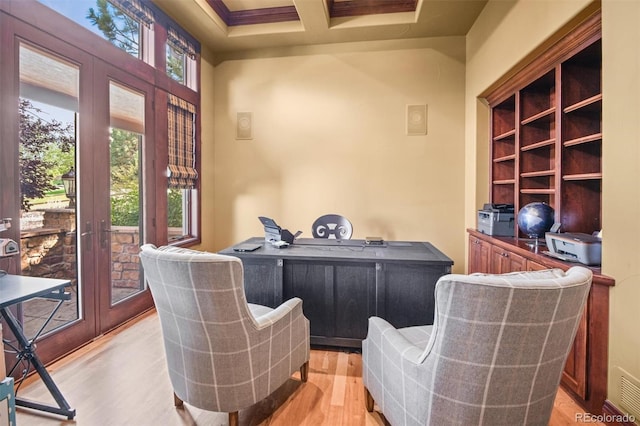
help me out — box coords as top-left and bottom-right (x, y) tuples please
(525, 233), (546, 252)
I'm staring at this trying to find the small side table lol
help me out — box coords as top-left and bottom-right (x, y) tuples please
(0, 377), (15, 426)
(0, 274), (75, 419)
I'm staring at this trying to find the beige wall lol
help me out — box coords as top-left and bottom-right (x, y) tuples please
(200, 38), (467, 271)
(601, 0), (640, 413)
(199, 45), (216, 249)
(466, 0), (640, 416)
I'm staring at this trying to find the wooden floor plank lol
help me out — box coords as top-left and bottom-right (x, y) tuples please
(14, 310), (602, 426)
(330, 352), (349, 407)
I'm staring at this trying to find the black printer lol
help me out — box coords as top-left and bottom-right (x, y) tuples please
(477, 203), (515, 236)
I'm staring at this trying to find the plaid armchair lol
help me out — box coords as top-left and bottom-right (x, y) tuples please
(363, 266), (592, 426)
(139, 244), (310, 426)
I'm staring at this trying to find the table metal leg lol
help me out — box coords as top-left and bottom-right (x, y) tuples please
(1, 291), (76, 419)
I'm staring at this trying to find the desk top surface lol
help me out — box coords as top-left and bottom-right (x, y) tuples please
(0, 274), (70, 308)
(220, 237), (453, 265)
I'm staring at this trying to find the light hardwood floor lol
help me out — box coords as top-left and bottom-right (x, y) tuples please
(15, 310), (602, 426)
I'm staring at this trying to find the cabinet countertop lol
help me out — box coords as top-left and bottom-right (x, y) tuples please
(468, 229), (614, 286)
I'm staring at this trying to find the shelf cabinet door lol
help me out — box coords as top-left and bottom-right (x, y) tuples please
(468, 235), (491, 273)
(490, 245), (526, 273)
(527, 259), (548, 271)
(562, 307), (588, 399)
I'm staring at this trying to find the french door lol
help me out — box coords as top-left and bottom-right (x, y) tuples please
(2, 12), (155, 366)
(92, 63), (155, 332)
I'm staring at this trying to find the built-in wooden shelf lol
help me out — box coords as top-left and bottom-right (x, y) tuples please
(493, 179), (516, 185)
(564, 133), (602, 147)
(521, 169), (555, 178)
(494, 154), (516, 162)
(564, 94), (602, 114)
(493, 129), (516, 141)
(521, 138), (556, 151)
(563, 173), (602, 181)
(520, 188), (555, 194)
(521, 107), (555, 125)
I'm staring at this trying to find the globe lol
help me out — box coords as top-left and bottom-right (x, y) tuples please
(517, 202), (555, 238)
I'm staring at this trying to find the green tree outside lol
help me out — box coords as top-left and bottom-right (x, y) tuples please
(19, 99), (75, 211)
(87, 0), (140, 57)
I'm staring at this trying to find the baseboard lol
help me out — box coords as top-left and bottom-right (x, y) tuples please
(602, 400), (637, 425)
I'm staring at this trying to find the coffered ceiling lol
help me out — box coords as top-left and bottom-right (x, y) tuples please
(152, 0), (487, 55)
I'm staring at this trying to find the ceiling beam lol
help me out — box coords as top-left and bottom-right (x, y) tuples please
(293, 0), (330, 32)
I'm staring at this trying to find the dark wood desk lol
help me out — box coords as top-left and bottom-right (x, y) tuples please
(220, 238), (453, 348)
(0, 274), (75, 419)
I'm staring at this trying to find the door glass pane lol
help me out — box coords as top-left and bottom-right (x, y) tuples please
(18, 43), (80, 337)
(109, 82), (145, 305)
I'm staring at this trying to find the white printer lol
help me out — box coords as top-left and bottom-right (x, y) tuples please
(544, 232), (602, 266)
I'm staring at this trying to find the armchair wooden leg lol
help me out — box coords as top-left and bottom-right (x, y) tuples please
(300, 361), (309, 382)
(364, 386), (374, 412)
(229, 411), (239, 426)
(174, 392), (184, 407)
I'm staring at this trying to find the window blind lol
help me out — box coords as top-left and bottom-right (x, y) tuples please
(109, 81), (145, 135)
(167, 94), (197, 188)
(109, 0), (154, 27)
(167, 27), (197, 60)
(19, 43), (79, 112)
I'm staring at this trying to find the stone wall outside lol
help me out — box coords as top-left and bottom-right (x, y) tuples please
(20, 210), (140, 289)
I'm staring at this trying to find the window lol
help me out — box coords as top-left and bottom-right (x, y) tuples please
(29, 0), (201, 246)
(166, 44), (186, 84)
(38, 0), (154, 62)
(166, 27), (197, 90)
(167, 94), (198, 242)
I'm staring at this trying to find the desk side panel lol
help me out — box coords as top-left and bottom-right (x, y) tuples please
(241, 258), (282, 308)
(381, 263), (449, 329)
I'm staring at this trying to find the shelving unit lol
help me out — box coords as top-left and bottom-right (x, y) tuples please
(487, 19), (602, 237)
(478, 11), (610, 416)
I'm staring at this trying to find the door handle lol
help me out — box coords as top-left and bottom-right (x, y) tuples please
(81, 222), (93, 237)
(100, 220), (111, 249)
(81, 222), (93, 250)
